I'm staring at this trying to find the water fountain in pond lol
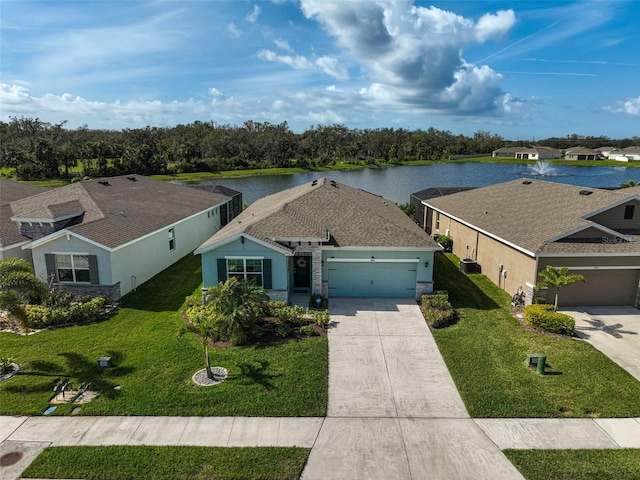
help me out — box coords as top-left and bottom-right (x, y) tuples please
(528, 159), (557, 176)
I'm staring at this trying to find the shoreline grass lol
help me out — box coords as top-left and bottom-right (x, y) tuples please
(0, 254), (328, 417)
(431, 252), (640, 418)
(21, 446), (310, 480)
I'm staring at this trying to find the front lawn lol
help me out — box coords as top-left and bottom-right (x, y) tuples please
(431, 253), (640, 418)
(503, 449), (640, 480)
(0, 254), (327, 416)
(21, 446), (309, 480)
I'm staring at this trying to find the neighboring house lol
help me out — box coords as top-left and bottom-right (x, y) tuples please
(0, 179), (48, 263)
(610, 146), (640, 162)
(195, 178), (441, 301)
(424, 179), (640, 307)
(410, 187), (475, 229)
(564, 146), (599, 160)
(492, 146), (561, 159)
(7, 175), (240, 301)
(0, 179), (50, 262)
(596, 146), (616, 159)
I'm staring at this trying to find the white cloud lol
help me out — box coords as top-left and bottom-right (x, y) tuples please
(605, 96), (640, 116)
(246, 4), (261, 23)
(227, 23), (242, 38)
(299, 0), (516, 115)
(275, 38), (294, 52)
(257, 50), (349, 81)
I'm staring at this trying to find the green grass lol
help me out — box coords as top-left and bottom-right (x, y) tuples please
(21, 446), (309, 480)
(0, 254), (327, 416)
(503, 449), (640, 480)
(431, 253), (640, 418)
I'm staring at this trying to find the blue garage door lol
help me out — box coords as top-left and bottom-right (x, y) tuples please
(328, 262), (417, 297)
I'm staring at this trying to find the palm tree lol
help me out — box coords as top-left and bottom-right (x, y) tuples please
(536, 265), (585, 312)
(204, 277), (269, 345)
(0, 258), (47, 328)
(177, 305), (223, 379)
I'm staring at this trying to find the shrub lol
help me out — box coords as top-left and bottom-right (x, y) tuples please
(313, 309), (330, 329)
(25, 297), (107, 329)
(276, 305), (307, 326)
(421, 291), (457, 329)
(308, 294), (328, 310)
(266, 300), (288, 317)
(524, 304), (575, 336)
(183, 294), (202, 309)
(0, 355), (15, 374)
(436, 234), (453, 252)
(533, 296), (547, 304)
(299, 325), (316, 336)
(276, 322), (292, 338)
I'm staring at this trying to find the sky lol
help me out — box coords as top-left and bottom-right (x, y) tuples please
(1, 0), (639, 140)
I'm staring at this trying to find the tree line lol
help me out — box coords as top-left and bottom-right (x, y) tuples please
(1, 117), (637, 180)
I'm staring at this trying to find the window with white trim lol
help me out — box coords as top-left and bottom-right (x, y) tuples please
(168, 228), (175, 250)
(435, 212), (441, 230)
(227, 258), (263, 286)
(55, 254), (90, 283)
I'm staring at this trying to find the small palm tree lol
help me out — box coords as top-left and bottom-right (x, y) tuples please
(536, 265), (585, 312)
(204, 277), (268, 345)
(177, 305), (223, 379)
(0, 258), (47, 328)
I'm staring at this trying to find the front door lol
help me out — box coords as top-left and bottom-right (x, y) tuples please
(293, 256), (311, 292)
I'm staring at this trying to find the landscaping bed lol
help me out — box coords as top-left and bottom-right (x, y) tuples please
(0, 254), (328, 416)
(430, 252), (640, 418)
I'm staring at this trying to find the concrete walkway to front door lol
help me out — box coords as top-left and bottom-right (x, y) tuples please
(301, 298), (524, 480)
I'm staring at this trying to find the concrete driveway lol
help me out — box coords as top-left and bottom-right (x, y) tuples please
(562, 306), (640, 381)
(301, 298), (523, 480)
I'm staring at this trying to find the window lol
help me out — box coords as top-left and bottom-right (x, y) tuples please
(624, 205), (635, 220)
(55, 254), (90, 283)
(435, 212), (441, 230)
(227, 258), (263, 286)
(168, 228), (175, 250)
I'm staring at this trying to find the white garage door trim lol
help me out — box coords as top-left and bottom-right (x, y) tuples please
(326, 258), (420, 263)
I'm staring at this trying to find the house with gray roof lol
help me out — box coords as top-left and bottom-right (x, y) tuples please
(0, 179), (50, 262)
(424, 179), (640, 306)
(6, 175), (240, 300)
(492, 146), (562, 160)
(610, 146), (640, 162)
(564, 146), (599, 160)
(195, 178), (441, 301)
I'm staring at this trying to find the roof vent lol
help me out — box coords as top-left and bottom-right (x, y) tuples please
(127, 176), (137, 181)
(330, 180), (338, 187)
(579, 190), (593, 195)
(522, 180), (532, 185)
(311, 180), (318, 186)
(98, 180), (110, 186)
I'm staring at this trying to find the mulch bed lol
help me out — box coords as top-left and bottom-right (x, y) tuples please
(181, 311), (326, 349)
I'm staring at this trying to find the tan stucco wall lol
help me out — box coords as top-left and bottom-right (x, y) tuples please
(431, 211), (537, 296)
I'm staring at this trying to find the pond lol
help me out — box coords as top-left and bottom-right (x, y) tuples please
(191, 162), (637, 205)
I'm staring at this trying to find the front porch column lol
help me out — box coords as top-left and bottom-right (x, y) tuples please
(294, 244), (322, 295)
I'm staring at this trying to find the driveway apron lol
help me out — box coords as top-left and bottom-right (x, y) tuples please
(302, 298), (523, 480)
(563, 306), (640, 381)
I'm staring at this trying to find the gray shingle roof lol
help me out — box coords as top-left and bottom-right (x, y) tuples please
(425, 179), (638, 255)
(9, 175), (232, 249)
(0, 180), (50, 248)
(197, 178), (439, 252)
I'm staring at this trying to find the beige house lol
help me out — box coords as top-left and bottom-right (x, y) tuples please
(424, 179), (640, 307)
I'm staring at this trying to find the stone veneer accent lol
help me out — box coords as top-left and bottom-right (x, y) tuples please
(267, 290), (288, 302)
(415, 281), (434, 300)
(525, 283), (546, 306)
(293, 244), (323, 295)
(54, 282), (121, 302)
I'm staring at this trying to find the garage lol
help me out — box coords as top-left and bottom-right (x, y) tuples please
(327, 260), (417, 297)
(556, 269), (640, 307)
